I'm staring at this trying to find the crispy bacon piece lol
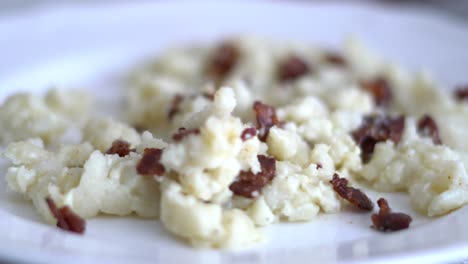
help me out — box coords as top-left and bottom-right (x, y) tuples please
(207, 42), (240, 83)
(360, 77), (392, 106)
(133, 124), (146, 133)
(229, 155), (276, 198)
(253, 101), (282, 142)
(329, 173), (373, 211)
(168, 94), (184, 120)
(417, 115), (442, 145)
(202, 92), (215, 101)
(352, 115), (405, 163)
(46, 197), (85, 234)
(106, 139), (134, 157)
(136, 148), (165, 176)
(372, 198), (412, 232)
(278, 55), (310, 82)
(454, 85), (468, 102)
(172, 127), (200, 142)
(241, 127), (257, 141)
(324, 52), (347, 66)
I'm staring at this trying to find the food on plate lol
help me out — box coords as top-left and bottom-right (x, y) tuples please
(2, 36), (468, 248)
(0, 88), (91, 145)
(329, 173), (373, 211)
(454, 85), (468, 102)
(372, 198), (412, 232)
(46, 197), (86, 234)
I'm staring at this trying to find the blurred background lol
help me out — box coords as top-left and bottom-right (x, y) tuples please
(0, 0), (467, 17)
(0, 0), (468, 21)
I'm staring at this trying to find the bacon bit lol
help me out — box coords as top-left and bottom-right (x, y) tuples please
(454, 85), (468, 102)
(133, 124), (146, 133)
(324, 53), (347, 66)
(46, 197), (85, 234)
(136, 148), (165, 176)
(229, 155), (276, 198)
(253, 101), (282, 142)
(417, 115), (442, 145)
(106, 140), (134, 157)
(372, 198), (412, 232)
(352, 115), (405, 163)
(278, 55), (310, 82)
(329, 173), (373, 211)
(172, 127), (200, 142)
(168, 94), (184, 120)
(316, 163), (323, 170)
(207, 42), (240, 83)
(202, 92), (215, 101)
(360, 77), (392, 106)
(241, 127), (257, 141)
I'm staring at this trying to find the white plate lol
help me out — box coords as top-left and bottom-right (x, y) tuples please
(1, 1), (468, 264)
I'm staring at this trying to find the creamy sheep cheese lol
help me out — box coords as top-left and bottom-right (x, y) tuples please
(4, 132), (163, 222)
(0, 88), (91, 145)
(2, 37), (468, 249)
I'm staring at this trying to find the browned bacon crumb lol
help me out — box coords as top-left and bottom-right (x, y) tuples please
(329, 173), (374, 211)
(202, 92), (215, 101)
(454, 85), (468, 102)
(316, 163), (323, 170)
(172, 127), (200, 142)
(253, 101), (282, 141)
(105, 139), (134, 157)
(136, 148), (165, 176)
(324, 53), (347, 66)
(207, 42), (240, 83)
(168, 94), (184, 120)
(360, 77), (392, 106)
(417, 115), (442, 145)
(46, 197), (85, 234)
(372, 198), (412, 232)
(278, 55), (310, 82)
(229, 155), (276, 198)
(241, 127), (257, 141)
(352, 115), (405, 163)
(133, 124), (146, 133)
